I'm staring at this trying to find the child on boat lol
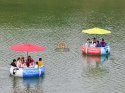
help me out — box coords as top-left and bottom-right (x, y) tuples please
(38, 58), (44, 68)
(34, 62), (38, 68)
(10, 59), (17, 67)
(96, 41), (101, 47)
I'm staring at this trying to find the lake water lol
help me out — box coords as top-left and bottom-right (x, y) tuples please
(0, 0), (125, 93)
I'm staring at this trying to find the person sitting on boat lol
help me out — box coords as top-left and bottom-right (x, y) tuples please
(85, 38), (91, 47)
(38, 58), (44, 68)
(26, 56), (34, 67)
(34, 62), (38, 68)
(16, 57), (21, 68)
(92, 37), (97, 43)
(20, 57), (27, 68)
(90, 42), (96, 47)
(10, 59), (17, 67)
(96, 41), (101, 47)
(100, 38), (106, 47)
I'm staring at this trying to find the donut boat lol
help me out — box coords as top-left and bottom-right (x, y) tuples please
(82, 44), (110, 55)
(10, 66), (45, 78)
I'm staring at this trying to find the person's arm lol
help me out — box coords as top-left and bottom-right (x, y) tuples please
(31, 58), (34, 62)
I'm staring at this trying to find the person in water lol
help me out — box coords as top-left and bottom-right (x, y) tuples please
(38, 58), (44, 68)
(10, 59), (17, 67)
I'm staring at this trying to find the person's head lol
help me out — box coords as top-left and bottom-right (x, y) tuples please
(97, 41), (99, 43)
(93, 37), (96, 40)
(13, 59), (16, 62)
(39, 58), (42, 61)
(28, 56), (31, 59)
(17, 57), (20, 61)
(102, 38), (104, 41)
(21, 57), (24, 60)
(36, 62), (38, 65)
(21, 57), (25, 63)
(87, 38), (90, 41)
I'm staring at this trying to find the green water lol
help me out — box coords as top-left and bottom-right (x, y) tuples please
(0, 0), (125, 93)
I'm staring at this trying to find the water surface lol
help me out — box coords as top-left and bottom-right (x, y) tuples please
(0, 0), (125, 93)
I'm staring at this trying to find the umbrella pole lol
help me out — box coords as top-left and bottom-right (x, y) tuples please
(27, 52), (28, 58)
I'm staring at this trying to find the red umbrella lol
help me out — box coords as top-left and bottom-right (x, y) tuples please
(10, 43), (46, 56)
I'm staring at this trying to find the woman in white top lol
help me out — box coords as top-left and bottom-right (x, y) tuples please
(90, 42), (96, 47)
(85, 38), (91, 47)
(16, 57), (21, 68)
(20, 57), (27, 68)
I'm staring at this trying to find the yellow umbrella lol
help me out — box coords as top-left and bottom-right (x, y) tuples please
(82, 27), (111, 34)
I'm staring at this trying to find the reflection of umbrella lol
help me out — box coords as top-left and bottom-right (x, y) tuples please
(10, 43), (46, 56)
(82, 27), (111, 34)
